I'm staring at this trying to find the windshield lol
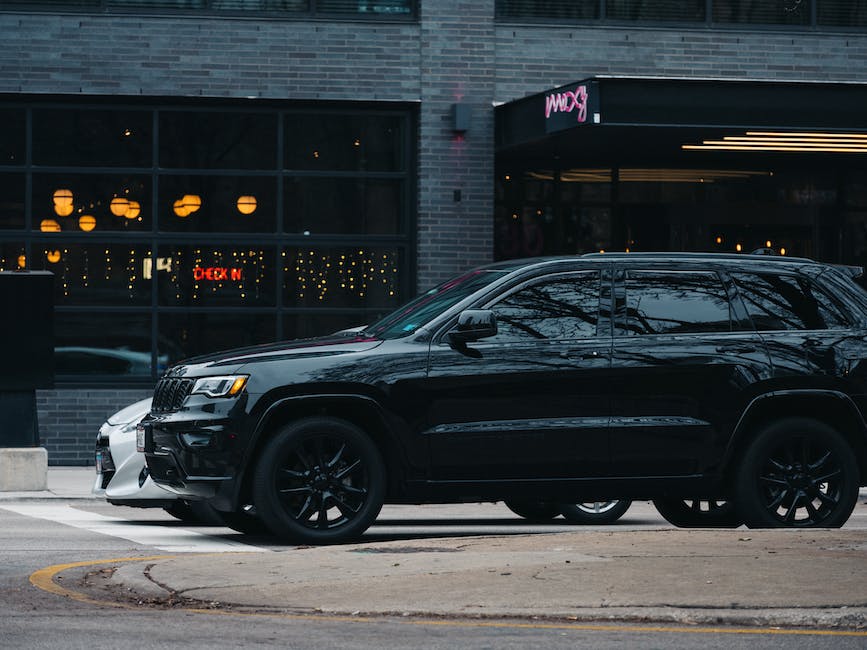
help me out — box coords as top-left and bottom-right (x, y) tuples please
(364, 269), (509, 340)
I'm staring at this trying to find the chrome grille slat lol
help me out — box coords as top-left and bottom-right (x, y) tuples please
(152, 377), (193, 413)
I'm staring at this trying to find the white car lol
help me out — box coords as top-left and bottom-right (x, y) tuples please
(93, 398), (220, 524)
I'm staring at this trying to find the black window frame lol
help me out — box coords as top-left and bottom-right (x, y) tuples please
(0, 95), (417, 384)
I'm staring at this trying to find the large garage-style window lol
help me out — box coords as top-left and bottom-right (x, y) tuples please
(0, 98), (415, 380)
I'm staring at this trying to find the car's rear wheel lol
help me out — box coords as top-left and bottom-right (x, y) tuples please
(652, 498), (742, 528)
(559, 500), (632, 524)
(735, 417), (859, 528)
(504, 500), (561, 522)
(253, 417), (385, 544)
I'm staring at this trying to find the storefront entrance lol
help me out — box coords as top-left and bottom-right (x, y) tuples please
(495, 78), (867, 268)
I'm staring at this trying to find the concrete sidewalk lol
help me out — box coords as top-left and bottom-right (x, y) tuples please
(10, 468), (867, 628)
(0, 466), (97, 500)
(110, 527), (867, 629)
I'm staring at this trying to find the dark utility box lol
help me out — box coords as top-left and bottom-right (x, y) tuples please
(0, 271), (54, 390)
(0, 271), (54, 447)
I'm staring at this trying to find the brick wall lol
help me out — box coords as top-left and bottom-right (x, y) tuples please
(5, 8), (867, 462)
(36, 388), (154, 465)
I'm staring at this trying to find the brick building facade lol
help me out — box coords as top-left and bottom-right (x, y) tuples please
(1, 1), (866, 462)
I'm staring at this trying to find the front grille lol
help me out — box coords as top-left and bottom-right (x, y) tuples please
(152, 377), (194, 413)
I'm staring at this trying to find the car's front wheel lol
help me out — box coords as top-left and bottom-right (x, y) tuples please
(735, 417), (860, 528)
(652, 498), (742, 528)
(252, 417), (386, 544)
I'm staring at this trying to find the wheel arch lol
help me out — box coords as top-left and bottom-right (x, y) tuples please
(234, 394), (405, 508)
(722, 390), (867, 487)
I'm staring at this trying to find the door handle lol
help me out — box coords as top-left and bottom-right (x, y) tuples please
(715, 344), (756, 354)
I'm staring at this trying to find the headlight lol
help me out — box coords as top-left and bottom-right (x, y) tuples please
(190, 375), (249, 398)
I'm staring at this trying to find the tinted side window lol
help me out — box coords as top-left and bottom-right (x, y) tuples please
(732, 273), (851, 331)
(490, 272), (600, 341)
(623, 270), (731, 335)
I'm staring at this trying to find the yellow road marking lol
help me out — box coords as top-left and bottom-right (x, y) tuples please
(31, 557), (867, 637)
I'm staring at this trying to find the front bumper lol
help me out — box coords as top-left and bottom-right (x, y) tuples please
(142, 395), (252, 504)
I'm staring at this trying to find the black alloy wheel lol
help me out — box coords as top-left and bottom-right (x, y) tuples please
(652, 498), (742, 528)
(559, 500), (632, 524)
(504, 500), (562, 522)
(735, 417), (860, 528)
(253, 417), (386, 544)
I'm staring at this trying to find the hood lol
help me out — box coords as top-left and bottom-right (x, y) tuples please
(106, 397), (153, 426)
(165, 333), (384, 378)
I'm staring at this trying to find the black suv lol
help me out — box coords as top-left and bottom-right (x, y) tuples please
(141, 253), (867, 543)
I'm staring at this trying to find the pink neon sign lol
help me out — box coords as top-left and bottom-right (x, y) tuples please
(544, 85), (588, 124)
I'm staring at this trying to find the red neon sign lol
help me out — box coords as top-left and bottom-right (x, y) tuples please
(193, 266), (243, 281)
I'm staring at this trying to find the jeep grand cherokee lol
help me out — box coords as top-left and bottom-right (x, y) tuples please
(141, 253), (867, 543)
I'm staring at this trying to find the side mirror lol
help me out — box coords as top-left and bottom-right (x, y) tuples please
(448, 309), (497, 348)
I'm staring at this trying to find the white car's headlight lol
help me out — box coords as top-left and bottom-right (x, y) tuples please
(190, 375), (249, 398)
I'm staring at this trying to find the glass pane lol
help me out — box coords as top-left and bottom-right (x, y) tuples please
(0, 109), (25, 164)
(211, 0), (309, 8)
(157, 244), (276, 307)
(30, 243), (153, 306)
(55, 313), (157, 377)
(317, 0), (412, 15)
(490, 273), (600, 341)
(283, 177), (402, 235)
(106, 1), (208, 7)
(159, 111), (277, 169)
(158, 312), (276, 364)
(158, 175), (277, 232)
(0, 242), (26, 270)
(607, 0), (704, 21)
(32, 108), (152, 167)
(624, 271), (732, 335)
(732, 273), (848, 330)
(32, 174), (151, 233)
(0, 174), (25, 229)
(285, 113), (405, 171)
(497, 0), (598, 19)
(818, 0), (867, 26)
(282, 246), (403, 309)
(283, 311), (368, 339)
(713, 0), (810, 25)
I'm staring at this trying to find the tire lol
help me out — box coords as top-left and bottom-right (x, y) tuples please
(559, 500), (632, 524)
(652, 498), (742, 528)
(163, 500), (225, 526)
(252, 417), (386, 544)
(216, 508), (272, 535)
(163, 501), (196, 522)
(735, 417), (860, 528)
(504, 500), (561, 522)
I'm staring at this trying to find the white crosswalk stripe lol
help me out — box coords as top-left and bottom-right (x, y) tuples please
(0, 504), (270, 553)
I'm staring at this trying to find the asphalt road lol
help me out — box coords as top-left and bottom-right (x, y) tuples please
(1, 493), (867, 649)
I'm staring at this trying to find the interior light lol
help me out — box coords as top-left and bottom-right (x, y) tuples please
(46, 250), (61, 263)
(736, 244), (743, 252)
(780, 248), (787, 256)
(173, 199), (190, 218)
(715, 236), (723, 245)
(236, 195), (257, 215)
(683, 130), (867, 153)
(124, 200), (141, 220)
(40, 219), (61, 233)
(182, 194), (202, 213)
(110, 197), (129, 217)
(79, 214), (96, 232)
(17, 255), (25, 269)
(766, 240), (772, 248)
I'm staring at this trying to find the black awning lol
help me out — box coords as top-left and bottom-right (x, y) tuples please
(496, 77), (867, 167)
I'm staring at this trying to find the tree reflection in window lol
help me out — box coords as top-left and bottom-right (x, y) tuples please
(491, 272), (600, 341)
(731, 273), (851, 331)
(624, 271), (731, 335)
